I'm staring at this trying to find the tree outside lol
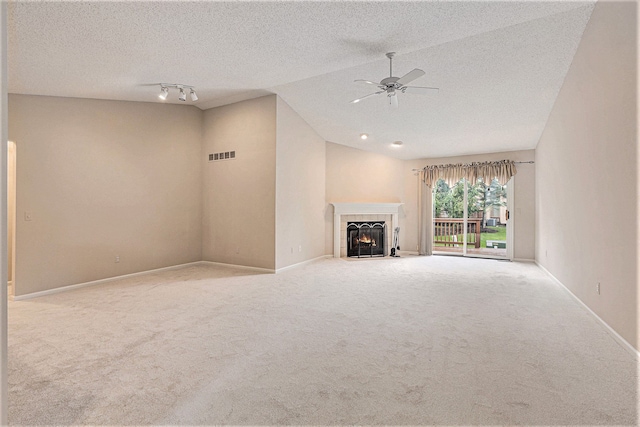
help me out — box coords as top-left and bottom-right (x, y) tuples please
(469, 178), (507, 229)
(434, 179), (482, 219)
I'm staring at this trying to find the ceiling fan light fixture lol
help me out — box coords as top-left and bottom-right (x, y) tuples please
(360, 133), (368, 140)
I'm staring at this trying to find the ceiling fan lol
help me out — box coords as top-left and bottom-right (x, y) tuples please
(350, 52), (439, 109)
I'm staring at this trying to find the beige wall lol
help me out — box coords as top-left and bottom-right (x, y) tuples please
(405, 150), (536, 259)
(535, 2), (638, 349)
(324, 142), (405, 254)
(201, 95), (277, 270)
(8, 95), (203, 296)
(275, 98), (326, 270)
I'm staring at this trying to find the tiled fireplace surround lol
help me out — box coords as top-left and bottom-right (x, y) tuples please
(330, 203), (403, 258)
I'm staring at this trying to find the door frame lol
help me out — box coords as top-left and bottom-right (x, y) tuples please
(7, 141), (15, 296)
(506, 177), (514, 261)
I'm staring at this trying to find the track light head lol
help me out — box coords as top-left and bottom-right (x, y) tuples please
(157, 83), (197, 102)
(158, 86), (169, 101)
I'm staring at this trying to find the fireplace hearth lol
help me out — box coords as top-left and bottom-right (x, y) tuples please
(347, 222), (385, 258)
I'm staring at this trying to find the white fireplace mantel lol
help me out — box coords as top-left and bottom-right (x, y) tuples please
(330, 203), (403, 258)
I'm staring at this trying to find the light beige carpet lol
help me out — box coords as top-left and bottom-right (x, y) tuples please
(7, 255), (638, 425)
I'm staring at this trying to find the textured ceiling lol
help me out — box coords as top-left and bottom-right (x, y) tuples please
(8, 1), (594, 159)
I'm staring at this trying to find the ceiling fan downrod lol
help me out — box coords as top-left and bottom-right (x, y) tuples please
(386, 52), (395, 77)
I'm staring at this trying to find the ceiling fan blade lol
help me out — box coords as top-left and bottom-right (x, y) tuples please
(354, 79), (380, 85)
(396, 68), (425, 86)
(388, 93), (398, 109)
(350, 90), (385, 104)
(402, 86), (439, 95)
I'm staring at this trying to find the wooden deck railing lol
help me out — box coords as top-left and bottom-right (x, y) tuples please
(433, 218), (481, 248)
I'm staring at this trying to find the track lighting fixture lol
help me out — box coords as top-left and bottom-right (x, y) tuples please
(158, 86), (169, 100)
(156, 83), (198, 103)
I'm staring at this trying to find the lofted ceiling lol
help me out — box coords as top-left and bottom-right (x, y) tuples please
(8, 1), (594, 160)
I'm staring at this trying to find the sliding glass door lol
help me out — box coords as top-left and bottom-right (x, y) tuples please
(433, 178), (467, 255)
(433, 177), (511, 259)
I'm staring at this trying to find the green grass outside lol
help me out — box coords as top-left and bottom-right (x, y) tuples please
(480, 225), (506, 248)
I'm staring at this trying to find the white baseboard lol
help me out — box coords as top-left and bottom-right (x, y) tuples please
(199, 260), (275, 274)
(275, 255), (331, 273)
(513, 258), (535, 263)
(535, 261), (639, 359)
(12, 261), (203, 301)
(202, 255), (332, 274)
(11, 256), (333, 301)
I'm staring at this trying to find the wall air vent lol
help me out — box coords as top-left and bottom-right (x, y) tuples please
(209, 151), (236, 162)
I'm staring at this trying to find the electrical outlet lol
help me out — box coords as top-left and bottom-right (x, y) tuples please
(235, 248), (240, 254)
(115, 256), (120, 263)
(298, 245), (302, 252)
(597, 282), (600, 295)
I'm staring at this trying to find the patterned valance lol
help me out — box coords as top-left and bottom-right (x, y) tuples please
(420, 160), (517, 187)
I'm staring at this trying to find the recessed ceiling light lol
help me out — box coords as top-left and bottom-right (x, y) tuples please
(360, 133), (368, 140)
(392, 140), (403, 147)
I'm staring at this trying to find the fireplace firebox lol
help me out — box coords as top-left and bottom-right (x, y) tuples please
(347, 222), (385, 258)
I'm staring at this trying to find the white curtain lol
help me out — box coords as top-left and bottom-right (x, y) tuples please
(417, 170), (433, 255)
(416, 160), (517, 256)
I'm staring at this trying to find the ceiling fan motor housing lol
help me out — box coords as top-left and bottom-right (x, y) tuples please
(380, 77), (401, 94)
(380, 77), (399, 86)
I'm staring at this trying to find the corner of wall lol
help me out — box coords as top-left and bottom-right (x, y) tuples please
(10, 96), (204, 295)
(274, 96), (326, 270)
(200, 95), (277, 270)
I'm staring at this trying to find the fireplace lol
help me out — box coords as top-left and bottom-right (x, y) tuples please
(330, 203), (402, 258)
(347, 221), (385, 257)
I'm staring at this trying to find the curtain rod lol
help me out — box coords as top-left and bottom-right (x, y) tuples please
(411, 160), (534, 172)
